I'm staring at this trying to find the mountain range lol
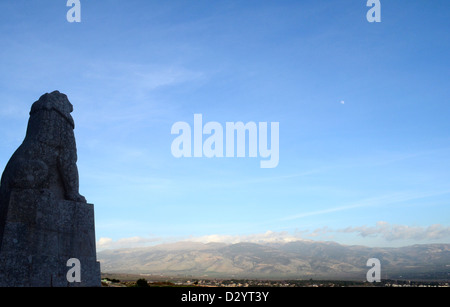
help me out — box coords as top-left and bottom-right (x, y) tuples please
(97, 241), (450, 280)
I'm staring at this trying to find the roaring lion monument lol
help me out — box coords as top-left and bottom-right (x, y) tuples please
(0, 90), (86, 207)
(0, 91), (101, 287)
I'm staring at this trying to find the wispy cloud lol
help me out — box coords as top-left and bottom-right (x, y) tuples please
(72, 61), (206, 133)
(83, 61), (205, 97)
(280, 189), (450, 222)
(97, 236), (162, 251)
(186, 230), (308, 244)
(96, 221), (450, 251)
(96, 230), (309, 251)
(0, 104), (27, 119)
(339, 221), (450, 241)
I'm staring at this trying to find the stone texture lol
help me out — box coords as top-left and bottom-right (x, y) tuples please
(0, 91), (100, 287)
(0, 91), (86, 205)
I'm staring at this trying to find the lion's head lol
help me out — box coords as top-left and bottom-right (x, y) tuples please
(30, 90), (75, 129)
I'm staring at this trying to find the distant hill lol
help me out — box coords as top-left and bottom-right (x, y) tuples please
(97, 241), (450, 280)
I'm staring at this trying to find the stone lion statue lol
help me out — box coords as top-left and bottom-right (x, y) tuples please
(0, 91), (86, 204)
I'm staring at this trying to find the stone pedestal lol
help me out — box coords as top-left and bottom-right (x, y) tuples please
(0, 189), (101, 287)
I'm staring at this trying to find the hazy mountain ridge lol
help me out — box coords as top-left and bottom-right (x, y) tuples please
(97, 241), (450, 280)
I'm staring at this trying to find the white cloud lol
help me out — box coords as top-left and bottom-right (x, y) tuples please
(339, 221), (450, 241)
(186, 230), (307, 244)
(97, 230), (308, 250)
(97, 236), (162, 251)
(96, 222), (450, 251)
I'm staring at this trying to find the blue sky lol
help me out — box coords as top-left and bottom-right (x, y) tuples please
(0, 0), (449, 250)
